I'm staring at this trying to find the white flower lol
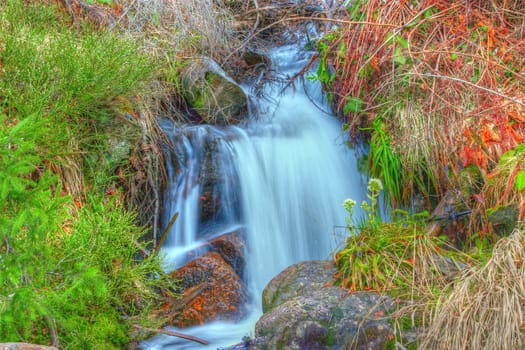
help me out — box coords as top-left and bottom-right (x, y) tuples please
(343, 198), (356, 212)
(367, 178), (383, 193)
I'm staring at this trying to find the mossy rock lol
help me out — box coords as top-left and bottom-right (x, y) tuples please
(262, 260), (336, 313)
(181, 57), (248, 126)
(255, 288), (393, 350)
(248, 261), (394, 350)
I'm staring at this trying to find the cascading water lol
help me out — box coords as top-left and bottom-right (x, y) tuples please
(140, 43), (366, 350)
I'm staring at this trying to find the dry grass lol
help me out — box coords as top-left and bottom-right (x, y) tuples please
(115, 0), (240, 63)
(420, 227), (525, 349)
(390, 231), (471, 344)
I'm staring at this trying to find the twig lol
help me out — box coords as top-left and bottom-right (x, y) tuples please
(133, 240), (150, 257)
(154, 212), (179, 255)
(132, 324), (209, 345)
(395, 342), (408, 350)
(405, 73), (525, 109)
(60, 0), (80, 32)
(44, 314), (60, 349)
(147, 166), (160, 244)
(249, 0), (260, 40)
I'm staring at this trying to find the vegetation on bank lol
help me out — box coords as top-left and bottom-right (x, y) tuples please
(317, 0), (525, 223)
(0, 1), (176, 348)
(322, 1), (525, 348)
(0, 0), (253, 346)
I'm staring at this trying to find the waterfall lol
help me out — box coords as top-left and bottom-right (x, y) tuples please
(141, 44), (366, 350)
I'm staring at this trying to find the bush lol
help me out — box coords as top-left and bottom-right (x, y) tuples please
(0, 112), (170, 348)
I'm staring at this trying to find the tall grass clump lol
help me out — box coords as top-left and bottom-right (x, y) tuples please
(421, 228), (525, 349)
(336, 178), (466, 291)
(0, 0), (155, 194)
(336, 178), (472, 346)
(116, 0), (239, 64)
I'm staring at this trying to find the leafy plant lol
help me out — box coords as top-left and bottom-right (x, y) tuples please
(366, 118), (402, 206)
(335, 178), (466, 293)
(0, 111), (173, 348)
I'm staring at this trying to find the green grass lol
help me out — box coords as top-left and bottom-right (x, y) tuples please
(0, 0), (154, 161)
(0, 1), (174, 347)
(366, 118), (402, 207)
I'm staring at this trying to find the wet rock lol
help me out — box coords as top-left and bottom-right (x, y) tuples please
(241, 51), (270, 68)
(197, 135), (241, 228)
(209, 230), (246, 279)
(170, 251), (249, 327)
(262, 260), (336, 313)
(252, 261), (394, 350)
(199, 140), (223, 223)
(181, 57), (248, 126)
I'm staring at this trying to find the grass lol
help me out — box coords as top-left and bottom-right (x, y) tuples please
(420, 228), (525, 349)
(0, 0), (155, 193)
(0, 0), (178, 347)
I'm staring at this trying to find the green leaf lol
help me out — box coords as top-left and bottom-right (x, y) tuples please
(395, 35), (409, 49)
(343, 97), (364, 114)
(394, 47), (407, 65)
(515, 170), (525, 191)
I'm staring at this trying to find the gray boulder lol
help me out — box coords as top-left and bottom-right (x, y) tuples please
(253, 261), (394, 350)
(262, 260), (335, 313)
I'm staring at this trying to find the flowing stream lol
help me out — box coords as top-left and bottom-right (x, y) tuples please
(140, 43), (366, 350)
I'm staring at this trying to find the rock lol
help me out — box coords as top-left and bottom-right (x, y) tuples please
(170, 251), (249, 327)
(254, 288), (393, 350)
(241, 51), (270, 68)
(252, 261), (394, 350)
(262, 260), (336, 313)
(198, 140), (224, 223)
(209, 230), (246, 279)
(0, 344), (58, 350)
(487, 204), (519, 237)
(181, 58), (248, 126)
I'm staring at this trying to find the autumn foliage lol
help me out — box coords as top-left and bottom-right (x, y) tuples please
(321, 0), (525, 231)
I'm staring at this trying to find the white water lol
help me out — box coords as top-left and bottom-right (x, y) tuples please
(141, 44), (366, 350)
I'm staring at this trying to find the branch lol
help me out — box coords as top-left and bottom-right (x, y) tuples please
(132, 325), (209, 345)
(147, 167), (160, 244)
(154, 212), (179, 255)
(406, 73), (525, 109)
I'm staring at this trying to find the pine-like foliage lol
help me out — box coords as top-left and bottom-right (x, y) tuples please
(0, 1), (173, 347)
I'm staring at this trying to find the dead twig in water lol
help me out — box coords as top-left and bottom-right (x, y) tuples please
(154, 212), (179, 255)
(132, 324), (209, 345)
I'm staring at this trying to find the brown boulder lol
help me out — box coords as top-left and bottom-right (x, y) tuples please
(170, 251), (249, 327)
